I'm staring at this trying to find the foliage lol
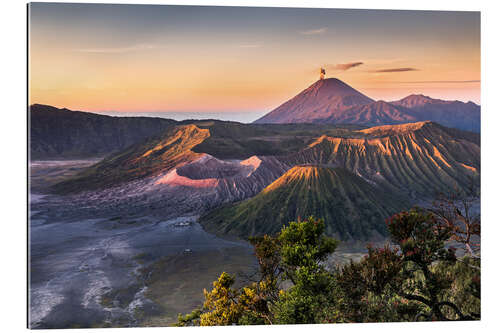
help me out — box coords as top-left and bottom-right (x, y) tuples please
(433, 257), (480, 319)
(177, 217), (339, 325)
(201, 167), (409, 240)
(199, 272), (242, 326)
(430, 185), (481, 257)
(336, 208), (479, 322)
(175, 309), (202, 327)
(273, 217), (338, 324)
(336, 245), (423, 322)
(177, 210), (480, 326)
(385, 209), (471, 320)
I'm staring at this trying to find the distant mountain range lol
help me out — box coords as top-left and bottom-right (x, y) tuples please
(30, 90), (480, 241)
(30, 104), (176, 159)
(30, 104), (368, 160)
(51, 119), (479, 197)
(254, 78), (480, 132)
(47, 117), (480, 240)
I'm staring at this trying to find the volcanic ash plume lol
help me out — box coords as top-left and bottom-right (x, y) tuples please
(320, 67), (326, 80)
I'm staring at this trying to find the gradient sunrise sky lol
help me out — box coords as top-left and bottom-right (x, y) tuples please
(29, 3), (480, 122)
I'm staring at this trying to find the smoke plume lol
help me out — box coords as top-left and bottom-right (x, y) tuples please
(329, 62), (364, 71)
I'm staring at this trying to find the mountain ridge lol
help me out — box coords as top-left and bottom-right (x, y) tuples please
(50, 120), (480, 198)
(283, 121), (480, 198)
(253, 78), (480, 132)
(30, 104), (176, 159)
(316, 100), (418, 126)
(45, 119), (480, 242)
(50, 124), (210, 193)
(200, 165), (410, 240)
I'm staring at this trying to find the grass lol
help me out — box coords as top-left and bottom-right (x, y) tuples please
(201, 166), (410, 241)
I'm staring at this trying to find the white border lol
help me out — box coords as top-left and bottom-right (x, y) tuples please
(1, 0), (499, 332)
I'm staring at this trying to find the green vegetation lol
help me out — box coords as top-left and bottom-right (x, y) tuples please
(201, 166), (409, 240)
(177, 210), (480, 326)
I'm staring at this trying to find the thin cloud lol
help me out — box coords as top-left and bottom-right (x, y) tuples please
(371, 67), (419, 73)
(392, 80), (480, 84)
(329, 62), (364, 71)
(364, 57), (406, 64)
(74, 43), (159, 54)
(300, 27), (327, 35)
(237, 44), (262, 48)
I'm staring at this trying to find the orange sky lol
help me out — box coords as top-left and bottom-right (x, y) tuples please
(29, 4), (480, 119)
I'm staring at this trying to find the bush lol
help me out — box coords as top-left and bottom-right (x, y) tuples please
(176, 211), (480, 325)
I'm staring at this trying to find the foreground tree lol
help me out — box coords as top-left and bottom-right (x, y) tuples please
(337, 209), (480, 322)
(177, 211), (480, 325)
(386, 209), (462, 320)
(427, 186), (480, 319)
(430, 186), (480, 258)
(273, 217), (338, 324)
(177, 217), (338, 325)
(336, 245), (423, 322)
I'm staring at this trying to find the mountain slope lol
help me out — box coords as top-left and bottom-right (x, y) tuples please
(51, 124), (210, 193)
(282, 121), (480, 198)
(51, 120), (480, 201)
(253, 79), (480, 132)
(200, 166), (409, 240)
(254, 78), (373, 123)
(46, 120), (480, 243)
(30, 104), (364, 160)
(391, 94), (480, 132)
(318, 100), (418, 126)
(30, 104), (176, 159)
(46, 120), (367, 194)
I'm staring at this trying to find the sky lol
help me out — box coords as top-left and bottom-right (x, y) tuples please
(29, 3), (480, 122)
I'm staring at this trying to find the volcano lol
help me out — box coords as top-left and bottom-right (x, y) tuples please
(200, 166), (409, 240)
(254, 78), (373, 124)
(254, 78), (480, 132)
(317, 100), (418, 126)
